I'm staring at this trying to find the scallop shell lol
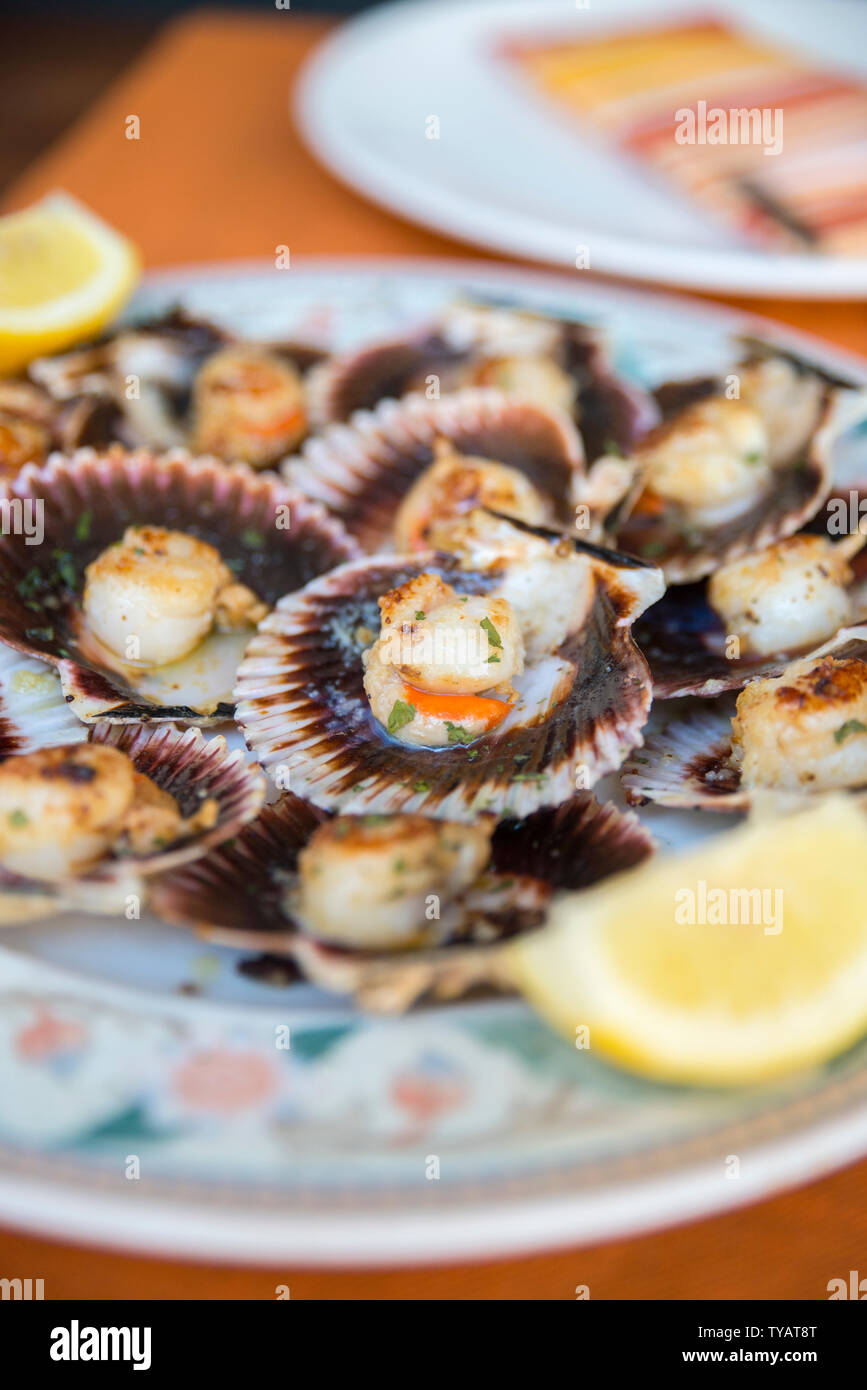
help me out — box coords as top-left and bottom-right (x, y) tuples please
(0, 641), (87, 755)
(622, 625), (867, 810)
(0, 447), (359, 724)
(150, 793), (654, 1012)
(616, 364), (867, 584)
(0, 376), (117, 472)
(0, 720), (266, 925)
(283, 389), (587, 552)
(29, 310), (327, 455)
(306, 308), (655, 462)
(633, 581), (804, 699)
(233, 544), (663, 821)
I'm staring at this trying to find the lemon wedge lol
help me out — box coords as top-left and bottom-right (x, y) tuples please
(507, 797), (867, 1086)
(0, 194), (140, 375)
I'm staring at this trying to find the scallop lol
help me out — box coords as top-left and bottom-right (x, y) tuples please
(633, 525), (867, 700)
(731, 653), (867, 793)
(0, 447), (358, 724)
(283, 390), (589, 552)
(29, 310), (326, 459)
(392, 439), (555, 550)
(614, 347), (867, 583)
(707, 533), (864, 658)
(0, 742), (217, 881)
(234, 536), (664, 821)
(83, 525), (266, 669)
(306, 299), (656, 464)
(150, 793), (655, 1012)
(622, 626), (867, 811)
(362, 572), (524, 749)
(190, 346), (308, 467)
(634, 396), (770, 526)
(292, 813), (494, 949)
(0, 720), (265, 924)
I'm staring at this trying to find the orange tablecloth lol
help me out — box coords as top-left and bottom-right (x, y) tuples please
(2, 10), (867, 1300)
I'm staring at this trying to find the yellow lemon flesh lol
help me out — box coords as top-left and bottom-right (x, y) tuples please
(0, 194), (140, 375)
(507, 797), (867, 1086)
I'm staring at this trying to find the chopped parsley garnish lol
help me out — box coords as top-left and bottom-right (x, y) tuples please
(52, 550), (77, 589)
(412, 779), (431, 793)
(479, 617), (502, 649)
(415, 611), (425, 620)
(241, 528), (265, 550)
(487, 654), (501, 664)
(25, 626), (54, 642)
(387, 699), (415, 734)
(834, 719), (867, 745)
(75, 511), (92, 542)
(8, 809), (28, 827)
(743, 450), (764, 465)
(16, 568), (42, 599)
(445, 721), (474, 744)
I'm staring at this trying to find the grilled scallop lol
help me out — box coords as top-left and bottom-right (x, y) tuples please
(731, 655), (867, 793)
(426, 508), (596, 660)
(392, 439), (554, 550)
(622, 628), (867, 810)
(707, 532), (865, 658)
(613, 348), (865, 583)
(0, 448), (358, 724)
(634, 396), (769, 527)
(292, 813), (494, 949)
(0, 743), (216, 881)
(83, 525), (266, 669)
(363, 572), (523, 747)
(190, 345), (308, 467)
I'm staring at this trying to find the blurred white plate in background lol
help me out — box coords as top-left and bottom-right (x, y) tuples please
(297, 0), (867, 297)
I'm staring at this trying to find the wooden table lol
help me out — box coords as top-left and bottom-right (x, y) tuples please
(2, 10), (867, 1300)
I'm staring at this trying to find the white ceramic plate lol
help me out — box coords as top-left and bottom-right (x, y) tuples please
(296, 0), (867, 297)
(1, 259), (867, 1267)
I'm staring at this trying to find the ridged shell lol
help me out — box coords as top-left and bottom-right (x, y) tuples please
(616, 372), (867, 584)
(622, 625), (867, 809)
(0, 447), (359, 723)
(0, 720), (266, 925)
(28, 310), (326, 456)
(305, 311), (655, 463)
(282, 390), (587, 551)
(0, 641), (87, 755)
(233, 545), (662, 821)
(150, 793), (654, 1012)
(633, 582), (800, 699)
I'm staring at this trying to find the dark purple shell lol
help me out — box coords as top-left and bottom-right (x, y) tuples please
(233, 547), (658, 821)
(284, 389), (587, 552)
(0, 447), (359, 723)
(307, 313), (653, 463)
(616, 358), (857, 583)
(622, 625), (867, 807)
(150, 792), (654, 1009)
(634, 582), (795, 699)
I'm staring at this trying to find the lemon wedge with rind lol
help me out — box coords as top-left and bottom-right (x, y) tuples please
(507, 797), (867, 1086)
(0, 194), (139, 375)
